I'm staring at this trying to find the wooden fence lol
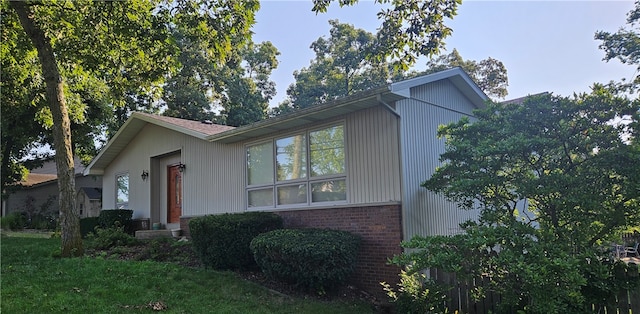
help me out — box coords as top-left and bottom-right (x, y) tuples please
(429, 265), (640, 314)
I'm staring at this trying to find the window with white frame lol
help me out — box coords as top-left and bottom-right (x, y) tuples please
(116, 173), (129, 209)
(246, 124), (346, 209)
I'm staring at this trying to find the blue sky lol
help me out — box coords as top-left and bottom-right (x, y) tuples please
(253, 1), (637, 105)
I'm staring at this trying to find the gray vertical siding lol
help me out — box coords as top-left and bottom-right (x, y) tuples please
(345, 106), (402, 204)
(397, 80), (482, 239)
(102, 107), (405, 220)
(239, 107), (402, 206)
(103, 124), (245, 220)
(182, 140), (245, 215)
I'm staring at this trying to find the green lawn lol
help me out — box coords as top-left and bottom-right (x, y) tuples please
(1, 234), (377, 313)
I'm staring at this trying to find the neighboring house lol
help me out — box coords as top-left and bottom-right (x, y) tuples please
(83, 67), (488, 296)
(4, 157), (103, 219)
(77, 187), (103, 218)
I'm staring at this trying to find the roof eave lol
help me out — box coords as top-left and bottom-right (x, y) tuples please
(390, 67), (489, 108)
(207, 86), (402, 144)
(83, 113), (214, 176)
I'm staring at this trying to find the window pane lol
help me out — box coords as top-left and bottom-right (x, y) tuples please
(116, 173), (129, 209)
(247, 142), (274, 185)
(310, 125), (345, 177)
(248, 188), (274, 207)
(277, 184), (307, 205)
(311, 180), (346, 203)
(276, 134), (307, 181)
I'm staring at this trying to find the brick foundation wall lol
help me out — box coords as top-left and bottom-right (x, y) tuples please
(179, 218), (191, 239)
(275, 204), (403, 299)
(180, 204), (403, 299)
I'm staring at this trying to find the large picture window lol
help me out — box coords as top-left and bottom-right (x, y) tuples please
(246, 124), (346, 209)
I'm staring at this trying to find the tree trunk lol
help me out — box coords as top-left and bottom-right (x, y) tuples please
(11, 1), (83, 256)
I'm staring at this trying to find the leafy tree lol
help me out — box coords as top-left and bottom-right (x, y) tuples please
(595, 0), (640, 89)
(273, 20), (395, 114)
(390, 90), (639, 312)
(3, 0), (258, 257)
(0, 16), (48, 196)
(274, 21), (508, 115)
(312, 0), (462, 69)
(216, 41), (279, 126)
(162, 28), (216, 122)
(161, 23), (279, 127)
(420, 48), (509, 99)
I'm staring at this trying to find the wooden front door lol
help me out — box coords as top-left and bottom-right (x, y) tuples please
(167, 165), (182, 223)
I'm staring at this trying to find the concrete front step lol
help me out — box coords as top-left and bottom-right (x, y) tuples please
(135, 230), (173, 240)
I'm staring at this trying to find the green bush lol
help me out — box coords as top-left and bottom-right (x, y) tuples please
(189, 212), (282, 270)
(85, 223), (138, 250)
(98, 209), (133, 232)
(381, 269), (450, 314)
(250, 228), (361, 293)
(1, 212), (25, 230)
(80, 217), (100, 238)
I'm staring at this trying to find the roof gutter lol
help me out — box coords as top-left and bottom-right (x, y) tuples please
(377, 94), (400, 118)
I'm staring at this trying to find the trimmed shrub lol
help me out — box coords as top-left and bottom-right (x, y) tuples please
(250, 228), (361, 293)
(80, 217), (100, 238)
(1, 212), (25, 230)
(189, 212), (283, 270)
(98, 209), (133, 232)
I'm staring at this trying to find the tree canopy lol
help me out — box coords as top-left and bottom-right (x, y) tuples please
(2, 0), (260, 256)
(274, 20), (509, 115)
(272, 20), (396, 115)
(420, 48), (508, 99)
(312, 0), (462, 69)
(596, 0), (640, 89)
(425, 90), (639, 245)
(389, 88), (640, 312)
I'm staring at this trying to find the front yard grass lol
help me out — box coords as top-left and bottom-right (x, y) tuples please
(0, 234), (377, 313)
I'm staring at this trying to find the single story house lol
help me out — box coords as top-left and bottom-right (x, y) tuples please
(4, 157), (102, 219)
(83, 67), (487, 296)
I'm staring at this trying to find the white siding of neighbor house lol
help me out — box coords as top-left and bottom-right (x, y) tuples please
(397, 80), (482, 239)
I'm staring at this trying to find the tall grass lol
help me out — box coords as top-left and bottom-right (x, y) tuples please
(1, 234), (376, 313)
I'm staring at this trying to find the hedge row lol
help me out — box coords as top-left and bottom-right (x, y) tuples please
(189, 212), (283, 270)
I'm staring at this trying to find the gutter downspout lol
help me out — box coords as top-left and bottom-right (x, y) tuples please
(377, 93), (407, 245)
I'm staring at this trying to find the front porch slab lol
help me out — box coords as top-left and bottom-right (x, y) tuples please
(135, 230), (172, 240)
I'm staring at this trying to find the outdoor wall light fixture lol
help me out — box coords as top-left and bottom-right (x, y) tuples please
(141, 170), (149, 181)
(178, 163), (186, 172)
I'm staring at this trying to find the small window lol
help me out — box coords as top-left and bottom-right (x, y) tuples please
(311, 179), (346, 203)
(248, 188), (274, 208)
(277, 184), (307, 205)
(116, 173), (129, 209)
